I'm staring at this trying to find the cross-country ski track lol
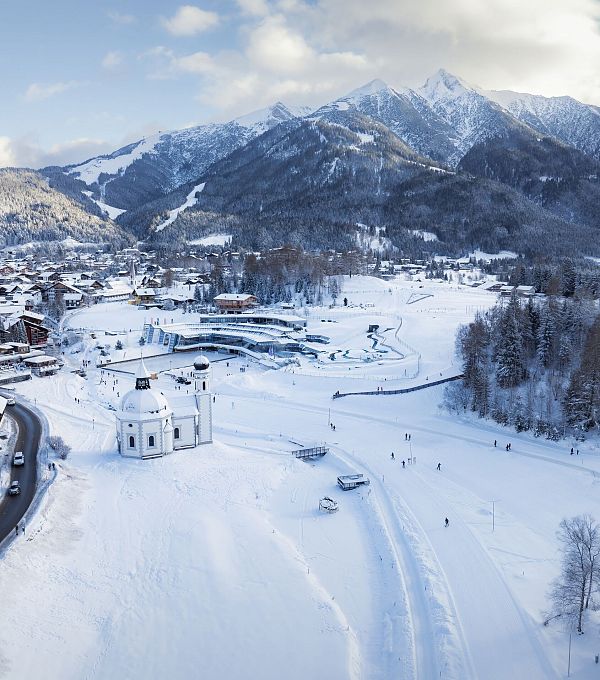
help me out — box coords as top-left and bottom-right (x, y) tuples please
(221, 386), (565, 679)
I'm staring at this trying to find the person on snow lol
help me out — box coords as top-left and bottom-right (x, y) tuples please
(436, 462), (441, 471)
(391, 452), (395, 460)
(445, 518), (449, 528)
(402, 460), (406, 468)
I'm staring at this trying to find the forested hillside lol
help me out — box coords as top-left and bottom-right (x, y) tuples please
(0, 169), (131, 247)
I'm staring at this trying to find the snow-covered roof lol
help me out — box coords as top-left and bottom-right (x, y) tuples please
(120, 389), (171, 417)
(214, 293), (256, 301)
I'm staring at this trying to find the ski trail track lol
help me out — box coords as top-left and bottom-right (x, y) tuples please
(331, 444), (458, 680)
(235, 391), (599, 480)
(227, 391), (569, 678)
(405, 465), (558, 679)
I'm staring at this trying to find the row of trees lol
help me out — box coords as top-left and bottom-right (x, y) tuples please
(446, 293), (600, 436)
(191, 247), (355, 306)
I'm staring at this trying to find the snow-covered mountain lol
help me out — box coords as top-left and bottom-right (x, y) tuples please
(62, 102), (306, 211)
(417, 69), (529, 166)
(312, 79), (459, 164)
(484, 89), (600, 161)
(26, 69), (599, 256)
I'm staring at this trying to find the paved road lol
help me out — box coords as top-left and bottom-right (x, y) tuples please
(0, 402), (42, 542)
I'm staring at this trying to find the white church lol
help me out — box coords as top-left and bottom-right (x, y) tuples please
(116, 355), (213, 459)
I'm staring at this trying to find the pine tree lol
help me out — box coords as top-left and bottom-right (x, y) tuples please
(496, 299), (526, 388)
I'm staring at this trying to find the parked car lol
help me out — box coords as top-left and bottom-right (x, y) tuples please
(13, 451), (24, 466)
(6, 398), (15, 406)
(8, 480), (20, 495)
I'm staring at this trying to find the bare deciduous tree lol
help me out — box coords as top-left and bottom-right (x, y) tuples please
(547, 515), (600, 633)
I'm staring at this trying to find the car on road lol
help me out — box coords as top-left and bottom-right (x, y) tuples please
(13, 451), (24, 466)
(7, 480), (20, 495)
(6, 398), (15, 406)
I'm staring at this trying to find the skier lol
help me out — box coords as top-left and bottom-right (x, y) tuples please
(402, 460), (405, 468)
(391, 452), (395, 460)
(445, 518), (449, 528)
(436, 462), (441, 471)
(571, 447), (574, 455)
(494, 440), (497, 447)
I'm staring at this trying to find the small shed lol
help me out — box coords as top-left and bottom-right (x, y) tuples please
(337, 474), (370, 490)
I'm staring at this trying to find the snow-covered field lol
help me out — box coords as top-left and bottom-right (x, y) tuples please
(2, 275), (600, 679)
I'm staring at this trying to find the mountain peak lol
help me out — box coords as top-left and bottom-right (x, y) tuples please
(234, 102), (296, 130)
(420, 69), (475, 103)
(345, 79), (390, 100)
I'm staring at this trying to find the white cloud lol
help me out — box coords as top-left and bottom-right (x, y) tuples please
(247, 16), (313, 74)
(236, 0), (270, 16)
(290, 0), (600, 104)
(102, 51), (124, 70)
(141, 46), (217, 79)
(0, 136), (113, 169)
(24, 81), (80, 103)
(161, 5), (219, 36)
(137, 0), (600, 125)
(107, 11), (136, 25)
(196, 13), (370, 116)
(175, 51), (215, 74)
(0, 137), (16, 167)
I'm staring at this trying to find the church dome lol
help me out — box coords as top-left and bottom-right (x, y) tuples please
(193, 355), (210, 371)
(120, 389), (171, 415)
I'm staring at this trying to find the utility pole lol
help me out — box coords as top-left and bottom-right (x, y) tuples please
(489, 500), (499, 532)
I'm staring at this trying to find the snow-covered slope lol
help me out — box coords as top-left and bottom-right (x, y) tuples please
(154, 182), (205, 232)
(484, 89), (600, 161)
(64, 103), (304, 211)
(418, 69), (525, 166)
(68, 135), (161, 186)
(313, 79), (459, 164)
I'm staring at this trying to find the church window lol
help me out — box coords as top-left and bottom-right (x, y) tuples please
(174, 427), (180, 439)
(148, 435), (156, 448)
(128, 435), (135, 448)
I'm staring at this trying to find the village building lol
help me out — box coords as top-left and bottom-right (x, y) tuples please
(213, 293), (258, 313)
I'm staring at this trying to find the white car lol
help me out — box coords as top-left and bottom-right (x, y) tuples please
(8, 480), (20, 496)
(13, 451), (24, 466)
(6, 398), (15, 406)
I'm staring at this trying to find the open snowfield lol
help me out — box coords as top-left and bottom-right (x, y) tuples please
(2, 275), (600, 679)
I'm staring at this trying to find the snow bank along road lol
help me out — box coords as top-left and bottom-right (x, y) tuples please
(0, 402), (42, 542)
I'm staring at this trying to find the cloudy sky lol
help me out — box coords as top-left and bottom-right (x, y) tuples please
(2, 0), (600, 168)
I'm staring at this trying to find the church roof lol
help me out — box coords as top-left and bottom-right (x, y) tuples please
(135, 357), (150, 380)
(120, 389), (171, 417)
(193, 354), (210, 371)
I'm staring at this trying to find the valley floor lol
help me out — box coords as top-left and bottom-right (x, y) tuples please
(1, 276), (599, 679)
